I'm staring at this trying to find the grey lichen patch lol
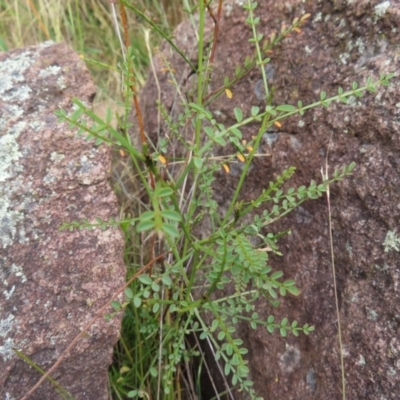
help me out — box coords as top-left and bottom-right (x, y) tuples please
(50, 152), (65, 162)
(0, 105), (24, 129)
(279, 345), (301, 374)
(290, 135), (301, 151)
(38, 66), (67, 91)
(57, 76), (67, 90)
(383, 231), (400, 252)
(374, 1), (391, 18)
(0, 314), (15, 361)
(39, 40), (54, 48)
(39, 65), (62, 78)
(2, 85), (32, 102)
(0, 126), (24, 181)
(0, 51), (36, 253)
(306, 368), (316, 392)
(313, 12), (323, 23)
(76, 151), (106, 185)
(0, 314), (15, 337)
(366, 308), (379, 321)
(339, 52), (350, 65)
(356, 354), (366, 366)
(4, 285), (15, 300)
(355, 37), (366, 54)
(0, 337), (16, 361)
(0, 50), (34, 97)
(262, 131), (279, 146)
(2, 264), (28, 286)
(0, 123), (27, 249)
(296, 206), (312, 224)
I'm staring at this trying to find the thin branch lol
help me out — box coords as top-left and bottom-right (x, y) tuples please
(321, 134), (346, 400)
(207, 0), (223, 65)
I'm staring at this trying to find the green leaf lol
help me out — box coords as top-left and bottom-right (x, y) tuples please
(265, 105), (277, 116)
(280, 327), (287, 337)
(204, 126), (214, 137)
(105, 107), (112, 124)
(211, 319), (219, 331)
(283, 279), (296, 287)
(224, 363), (231, 376)
(124, 288), (134, 299)
(189, 102), (207, 114)
(234, 107), (243, 122)
(230, 127), (242, 139)
(232, 373), (238, 386)
(151, 282), (160, 292)
(237, 364), (249, 376)
(157, 187), (173, 197)
(287, 286), (300, 296)
(276, 104), (297, 112)
(194, 157), (203, 168)
(70, 107), (84, 121)
(199, 331), (208, 340)
(161, 210), (182, 222)
(138, 274), (152, 285)
(251, 106), (260, 116)
(149, 367), (158, 377)
(320, 91), (326, 101)
(271, 271), (283, 280)
(218, 331), (226, 341)
(136, 220), (155, 232)
(162, 275), (172, 286)
(162, 223), (180, 237)
(133, 296), (142, 308)
(152, 303), (160, 313)
(348, 161), (356, 172)
(139, 211), (154, 221)
(111, 301), (121, 311)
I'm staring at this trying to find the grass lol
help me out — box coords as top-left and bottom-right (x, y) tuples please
(0, 0), (186, 100)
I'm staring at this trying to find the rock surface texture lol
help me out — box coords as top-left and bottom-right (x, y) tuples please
(0, 42), (125, 399)
(140, 1), (400, 399)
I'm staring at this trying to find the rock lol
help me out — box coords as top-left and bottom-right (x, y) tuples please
(140, 1), (400, 398)
(0, 42), (125, 399)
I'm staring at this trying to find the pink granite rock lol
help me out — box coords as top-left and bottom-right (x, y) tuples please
(140, 1), (400, 398)
(0, 42), (125, 399)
